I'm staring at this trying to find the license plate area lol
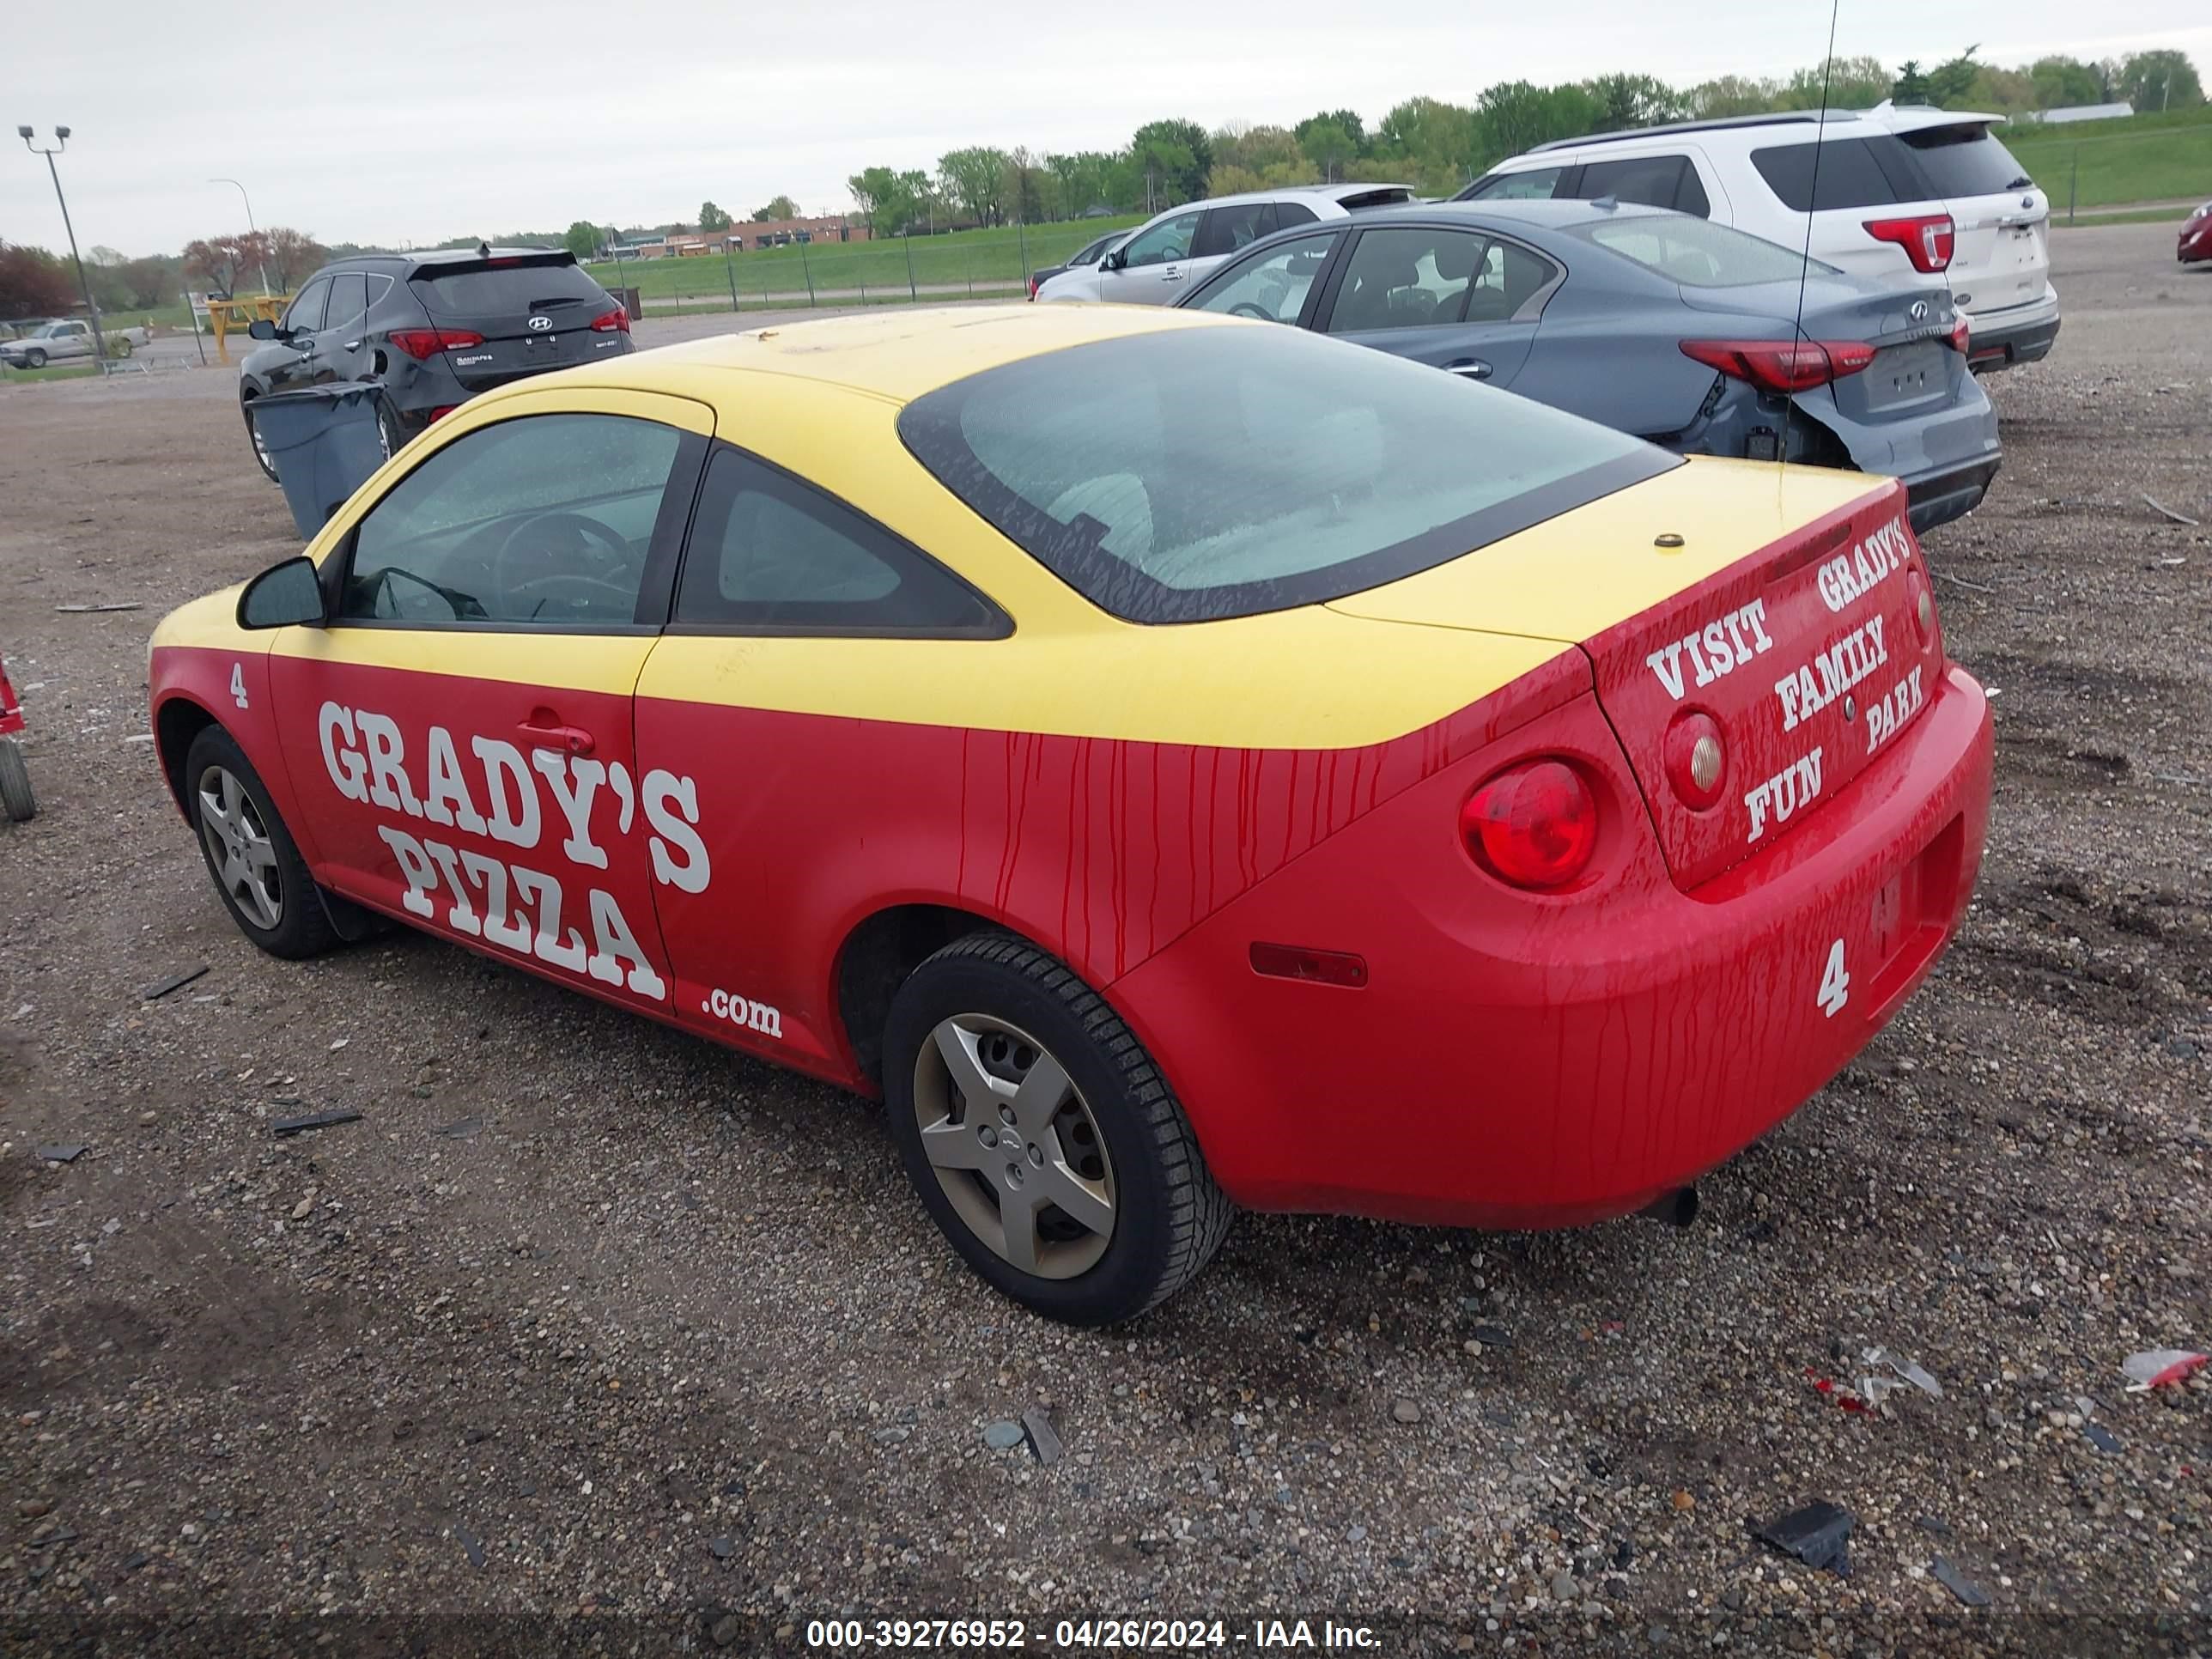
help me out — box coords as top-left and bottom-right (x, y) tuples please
(1859, 814), (1967, 1016)
(1865, 341), (1946, 411)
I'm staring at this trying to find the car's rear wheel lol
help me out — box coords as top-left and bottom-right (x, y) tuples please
(374, 396), (405, 465)
(883, 933), (1232, 1324)
(241, 392), (279, 483)
(0, 738), (34, 823)
(185, 726), (340, 959)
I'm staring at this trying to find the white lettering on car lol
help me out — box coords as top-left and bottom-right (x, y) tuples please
(230, 662), (250, 711)
(1863, 664), (1927, 756)
(644, 770), (712, 894)
(1743, 746), (1826, 843)
(471, 737), (541, 849)
(706, 987), (783, 1039)
(1817, 939), (1850, 1018)
(1814, 515), (1910, 614)
(319, 702), (370, 803)
(532, 750), (609, 870)
(1644, 599), (1771, 700)
(1774, 614), (1889, 732)
(423, 725), (489, 835)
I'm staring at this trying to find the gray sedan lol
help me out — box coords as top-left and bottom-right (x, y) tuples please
(1175, 199), (2000, 532)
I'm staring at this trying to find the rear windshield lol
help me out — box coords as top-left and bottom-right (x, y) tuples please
(411, 258), (608, 316)
(896, 326), (1674, 624)
(1577, 216), (1839, 287)
(1898, 124), (2030, 197)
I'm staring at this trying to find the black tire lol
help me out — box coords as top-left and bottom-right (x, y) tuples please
(24, 349), (46, 369)
(183, 725), (342, 960)
(242, 392), (279, 483)
(0, 738), (33, 823)
(883, 933), (1233, 1324)
(374, 396), (406, 465)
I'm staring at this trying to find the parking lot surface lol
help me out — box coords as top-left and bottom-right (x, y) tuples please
(1, 223), (2207, 1656)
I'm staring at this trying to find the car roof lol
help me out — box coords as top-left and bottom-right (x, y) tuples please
(1521, 100), (2002, 156)
(313, 246), (565, 273)
(476, 303), (1223, 410)
(1147, 181), (1414, 211)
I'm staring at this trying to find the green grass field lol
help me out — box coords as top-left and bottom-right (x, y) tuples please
(581, 216), (1146, 313)
(2008, 105), (2212, 213)
(0, 361), (100, 384)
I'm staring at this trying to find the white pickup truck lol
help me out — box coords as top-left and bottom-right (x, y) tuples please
(1, 319), (152, 368)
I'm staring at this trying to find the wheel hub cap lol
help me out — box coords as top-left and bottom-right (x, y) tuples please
(197, 764), (283, 931)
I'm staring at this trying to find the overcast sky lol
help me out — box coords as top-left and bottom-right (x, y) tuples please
(4, 0), (2202, 256)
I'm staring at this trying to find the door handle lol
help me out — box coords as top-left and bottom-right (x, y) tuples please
(1161, 266), (1185, 281)
(1446, 358), (1493, 380)
(518, 710), (595, 756)
(342, 339), (364, 351)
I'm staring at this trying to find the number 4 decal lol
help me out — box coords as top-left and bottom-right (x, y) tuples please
(229, 662), (249, 710)
(1817, 939), (1850, 1018)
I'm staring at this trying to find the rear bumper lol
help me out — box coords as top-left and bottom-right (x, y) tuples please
(1903, 456), (2001, 533)
(1109, 667), (1995, 1229)
(1788, 374), (2002, 532)
(2181, 223), (2212, 264)
(1963, 285), (2061, 372)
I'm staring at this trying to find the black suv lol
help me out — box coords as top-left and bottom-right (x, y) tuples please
(238, 246), (634, 481)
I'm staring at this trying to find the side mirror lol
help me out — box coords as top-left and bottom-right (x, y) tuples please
(247, 319), (280, 341)
(236, 556), (326, 629)
(1102, 249), (1127, 271)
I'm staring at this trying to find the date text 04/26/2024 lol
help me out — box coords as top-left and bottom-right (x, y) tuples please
(803, 1619), (1382, 1650)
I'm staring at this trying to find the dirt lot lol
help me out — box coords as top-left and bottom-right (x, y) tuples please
(1, 223), (2208, 1657)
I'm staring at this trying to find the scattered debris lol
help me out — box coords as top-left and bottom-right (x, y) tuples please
(2083, 1423), (2123, 1454)
(1803, 1369), (1868, 1413)
(1914, 1514), (1952, 1537)
(141, 964), (209, 1001)
(1753, 1500), (1854, 1577)
(982, 1419), (1025, 1451)
(1391, 1398), (1422, 1425)
(2121, 1348), (2209, 1391)
(708, 1535), (734, 1559)
(2142, 492), (2200, 526)
(1466, 1322), (1513, 1349)
(434, 1115), (483, 1139)
(54, 602), (143, 613)
(453, 1524), (485, 1568)
(1021, 1407), (1063, 1466)
(37, 1144), (87, 1164)
(1935, 571), (1994, 594)
(1930, 1557), (1990, 1607)
(1860, 1345), (1943, 1404)
(270, 1109), (362, 1137)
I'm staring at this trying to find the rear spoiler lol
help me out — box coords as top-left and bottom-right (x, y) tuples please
(404, 249), (579, 282)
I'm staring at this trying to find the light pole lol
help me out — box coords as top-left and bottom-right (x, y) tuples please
(208, 175), (270, 295)
(17, 125), (106, 368)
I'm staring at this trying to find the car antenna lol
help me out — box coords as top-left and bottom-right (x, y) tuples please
(477, 240), (491, 259)
(1782, 0), (1841, 495)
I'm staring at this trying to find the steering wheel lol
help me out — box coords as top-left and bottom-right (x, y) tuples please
(1228, 301), (1274, 320)
(491, 511), (630, 607)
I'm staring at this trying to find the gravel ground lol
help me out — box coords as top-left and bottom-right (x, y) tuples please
(0, 222), (2207, 1658)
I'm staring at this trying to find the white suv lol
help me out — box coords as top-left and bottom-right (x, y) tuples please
(1459, 103), (2057, 372)
(1036, 183), (1416, 306)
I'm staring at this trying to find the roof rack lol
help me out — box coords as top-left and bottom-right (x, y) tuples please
(1528, 109), (1864, 153)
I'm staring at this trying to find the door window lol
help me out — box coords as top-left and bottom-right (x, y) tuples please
(1273, 200), (1319, 228)
(1326, 228), (1492, 332)
(339, 414), (683, 628)
(1119, 211), (1203, 268)
(325, 273), (369, 337)
(673, 449), (1005, 635)
(1464, 166), (1567, 201)
(284, 278), (331, 334)
(1193, 202), (1277, 258)
(1578, 154), (1695, 211)
(1187, 231), (1344, 324)
(1464, 240), (1559, 321)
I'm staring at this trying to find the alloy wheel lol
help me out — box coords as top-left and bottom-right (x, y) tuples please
(197, 764), (283, 930)
(910, 1013), (1115, 1278)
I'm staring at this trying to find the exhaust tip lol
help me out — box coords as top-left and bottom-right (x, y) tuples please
(1638, 1185), (1699, 1229)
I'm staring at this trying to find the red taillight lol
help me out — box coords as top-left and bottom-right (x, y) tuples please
(1027, 275), (1039, 301)
(1662, 710), (1728, 811)
(388, 328), (484, 360)
(1459, 760), (1599, 890)
(1680, 339), (1875, 395)
(1947, 316), (1971, 355)
(590, 306), (629, 333)
(428, 404), (459, 422)
(1863, 214), (1954, 273)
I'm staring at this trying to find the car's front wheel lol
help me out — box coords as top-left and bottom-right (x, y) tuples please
(185, 726), (340, 959)
(241, 392), (279, 483)
(883, 933), (1233, 1324)
(23, 349), (46, 369)
(0, 738), (34, 823)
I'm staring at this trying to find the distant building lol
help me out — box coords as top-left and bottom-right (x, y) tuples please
(659, 216), (872, 257)
(2018, 101), (2134, 125)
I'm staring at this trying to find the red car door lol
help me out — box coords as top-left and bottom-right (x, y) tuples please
(264, 389), (714, 1012)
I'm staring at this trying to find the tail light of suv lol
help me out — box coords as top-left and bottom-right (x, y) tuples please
(590, 306), (629, 334)
(1863, 214), (1955, 273)
(388, 328), (484, 360)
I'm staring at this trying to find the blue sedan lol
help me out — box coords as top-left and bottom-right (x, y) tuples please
(1174, 198), (2000, 533)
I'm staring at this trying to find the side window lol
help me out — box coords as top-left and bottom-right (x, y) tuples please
(325, 273), (368, 336)
(1194, 202), (1274, 258)
(1119, 210), (1203, 268)
(1468, 166), (1568, 201)
(1188, 230), (1344, 324)
(284, 278), (331, 334)
(364, 274), (395, 313)
(675, 448), (1006, 635)
(1326, 228), (1492, 333)
(1750, 139), (1905, 212)
(1578, 154), (1690, 210)
(1273, 200), (1318, 228)
(340, 414), (682, 628)
(1465, 240), (1559, 321)
(1676, 165), (1713, 219)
